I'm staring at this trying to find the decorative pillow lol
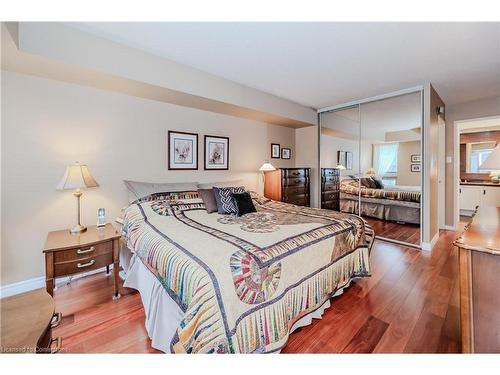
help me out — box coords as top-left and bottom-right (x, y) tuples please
(232, 192), (257, 217)
(371, 176), (384, 189)
(124, 180), (198, 202)
(198, 188), (218, 213)
(360, 177), (377, 189)
(213, 186), (245, 214)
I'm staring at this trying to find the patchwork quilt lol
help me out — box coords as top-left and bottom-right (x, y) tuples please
(122, 191), (374, 353)
(340, 179), (421, 203)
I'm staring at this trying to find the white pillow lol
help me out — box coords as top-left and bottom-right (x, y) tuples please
(124, 180), (199, 203)
(197, 179), (245, 190)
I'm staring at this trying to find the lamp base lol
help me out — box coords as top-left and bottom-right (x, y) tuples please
(70, 224), (87, 234)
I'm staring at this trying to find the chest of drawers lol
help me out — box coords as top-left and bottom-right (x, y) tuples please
(264, 168), (311, 207)
(321, 168), (340, 210)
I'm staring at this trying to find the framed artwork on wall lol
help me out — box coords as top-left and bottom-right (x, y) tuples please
(281, 148), (291, 159)
(411, 164), (421, 172)
(411, 154), (421, 163)
(168, 131), (198, 170)
(337, 150), (353, 170)
(271, 143), (281, 159)
(204, 135), (229, 170)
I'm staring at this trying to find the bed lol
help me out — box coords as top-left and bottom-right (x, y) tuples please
(120, 190), (374, 353)
(340, 178), (421, 224)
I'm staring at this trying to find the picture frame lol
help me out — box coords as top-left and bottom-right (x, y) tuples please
(281, 148), (291, 159)
(168, 131), (198, 170)
(271, 143), (281, 159)
(411, 154), (421, 163)
(204, 135), (229, 170)
(411, 164), (421, 172)
(337, 150), (353, 170)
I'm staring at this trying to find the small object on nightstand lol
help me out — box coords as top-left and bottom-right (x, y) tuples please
(97, 208), (106, 227)
(43, 224), (121, 299)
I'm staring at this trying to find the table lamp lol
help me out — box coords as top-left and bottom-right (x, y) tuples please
(57, 162), (99, 234)
(479, 144), (500, 183)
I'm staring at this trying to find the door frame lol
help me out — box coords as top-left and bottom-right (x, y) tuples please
(453, 115), (500, 228)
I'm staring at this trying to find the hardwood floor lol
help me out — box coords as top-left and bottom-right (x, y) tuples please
(364, 216), (421, 245)
(51, 230), (460, 353)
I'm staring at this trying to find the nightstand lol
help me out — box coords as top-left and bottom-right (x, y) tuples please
(43, 224), (121, 299)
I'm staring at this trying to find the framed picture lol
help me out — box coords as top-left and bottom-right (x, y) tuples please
(411, 164), (421, 172)
(271, 143), (281, 159)
(281, 148), (291, 159)
(168, 131), (198, 170)
(204, 135), (229, 170)
(337, 150), (353, 170)
(411, 154), (421, 163)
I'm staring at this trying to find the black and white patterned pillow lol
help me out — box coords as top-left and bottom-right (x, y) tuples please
(213, 186), (245, 214)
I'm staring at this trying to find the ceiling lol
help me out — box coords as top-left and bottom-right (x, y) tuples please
(68, 22), (500, 109)
(459, 116), (500, 133)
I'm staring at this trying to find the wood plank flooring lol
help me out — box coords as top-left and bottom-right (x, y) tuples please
(51, 230), (460, 353)
(364, 217), (421, 245)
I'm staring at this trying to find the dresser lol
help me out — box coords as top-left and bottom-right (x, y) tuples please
(43, 224), (121, 299)
(454, 206), (500, 353)
(0, 289), (61, 353)
(264, 168), (310, 207)
(321, 168), (340, 210)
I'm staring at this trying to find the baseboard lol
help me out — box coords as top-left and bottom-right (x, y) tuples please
(0, 265), (113, 299)
(421, 231), (440, 251)
(443, 225), (456, 231)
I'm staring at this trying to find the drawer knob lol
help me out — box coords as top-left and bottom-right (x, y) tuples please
(50, 312), (62, 328)
(77, 259), (95, 268)
(50, 336), (63, 354)
(77, 246), (95, 254)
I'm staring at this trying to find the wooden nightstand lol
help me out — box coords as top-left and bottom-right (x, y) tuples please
(43, 224), (121, 299)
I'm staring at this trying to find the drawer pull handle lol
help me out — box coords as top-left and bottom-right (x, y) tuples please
(50, 312), (62, 328)
(77, 259), (95, 268)
(50, 337), (63, 354)
(77, 246), (95, 254)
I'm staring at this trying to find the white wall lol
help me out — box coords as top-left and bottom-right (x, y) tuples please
(295, 126), (319, 208)
(1, 71), (296, 285)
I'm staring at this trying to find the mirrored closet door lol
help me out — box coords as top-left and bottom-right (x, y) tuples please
(319, 105), (360, 215)
(319, 90), (423, 248)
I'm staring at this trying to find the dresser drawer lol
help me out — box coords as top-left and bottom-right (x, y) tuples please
(282, 168), (308, 179)
(282, 177), (308, 187)
(322, 183), (339, 192)
(53, 241), (112, 263)
(54, 252), (113, 277)
(322, 169), (338, 176)
(283, 185), (308, 197)
(322, 191), (339, 201)
(322, 175), (338, 184)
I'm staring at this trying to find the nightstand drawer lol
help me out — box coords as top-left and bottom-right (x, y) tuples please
(53, 241), (112, 263)
(54, 252), (113, 277)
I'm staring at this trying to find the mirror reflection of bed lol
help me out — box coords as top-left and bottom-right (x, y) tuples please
(320, 92), (422, 247)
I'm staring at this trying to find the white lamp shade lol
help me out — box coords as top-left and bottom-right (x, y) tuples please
(259, 161), (276, 172)
(479, 143), (500, 170)
(56, 162), (99, 190)
(336, 164), (346, 170)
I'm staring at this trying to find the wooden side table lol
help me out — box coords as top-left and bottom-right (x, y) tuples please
(43, 224), (121, 299)
(1, 288), (61, 353)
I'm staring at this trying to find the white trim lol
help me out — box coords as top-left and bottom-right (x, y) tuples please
(443, 225), (456, 231)
(421, 231), (440, 251)
(317, 85), (424, 113)
(0, 265), (113, 299)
